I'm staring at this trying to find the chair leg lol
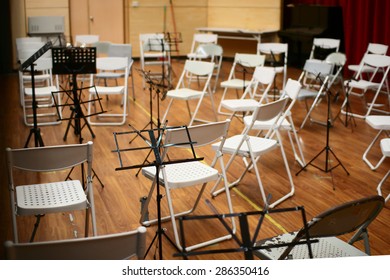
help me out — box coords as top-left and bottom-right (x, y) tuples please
(362, 129), (389, 170)
(377, 170), (390, 203)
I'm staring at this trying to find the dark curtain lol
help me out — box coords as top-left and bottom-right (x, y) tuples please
(283, 0), (390, 77)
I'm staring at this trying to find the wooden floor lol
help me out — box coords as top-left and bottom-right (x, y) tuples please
(0, 58), (389, 260)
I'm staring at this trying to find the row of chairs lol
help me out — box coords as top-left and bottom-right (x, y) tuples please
(5, 134), (386, 259)
(16, 36), (136, 127)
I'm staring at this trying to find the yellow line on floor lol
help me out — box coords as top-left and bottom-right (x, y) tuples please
(232, 188), (288, 233)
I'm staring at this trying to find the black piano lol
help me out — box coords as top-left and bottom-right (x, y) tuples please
(279, 4), (344, 68)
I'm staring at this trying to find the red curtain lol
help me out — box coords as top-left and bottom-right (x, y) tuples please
(284, 0), (390, 77)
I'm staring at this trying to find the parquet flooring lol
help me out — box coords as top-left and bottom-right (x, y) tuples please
(0, 58), (389, 260)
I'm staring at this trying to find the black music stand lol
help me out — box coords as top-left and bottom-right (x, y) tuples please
(113, 124), (203, 260)
(51, 46), (105, 187)
(51, 46), (105, 143)
(129, 69), (169, 176)
(296, 74), (349, 189)
(21, 41), (53, 148)
(174, 199), (315, 260)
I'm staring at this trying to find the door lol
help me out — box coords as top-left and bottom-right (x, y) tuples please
(70, 0), (124, 44)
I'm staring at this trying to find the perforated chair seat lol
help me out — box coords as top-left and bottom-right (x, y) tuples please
(16, 180), (87, 216)
(255, 233), (367, 259)
(221, 78), (251, 89)
(142, 161), (219, 189)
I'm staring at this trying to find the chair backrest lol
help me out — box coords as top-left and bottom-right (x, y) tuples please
(225, 53), (265, 82)
(4, 226), (147, 260)
(108, 43), (132, 58)
(299, 59), (333, 82)
(310, 38), (340, 60)
(241, 66), (275, 102)
(278, 195), (385, 259)
(164, 119), (231, 148)
(140, 33), (168, 52)
(183, 59), (215, 76)
(189, 33), (218, 53)
(74, 35), (100, 46)
(93, 41), (111, 56)
(325, 52), (347, 86)
(6, 141), (93, 173)
(282, 79), (302, 101)
(235, 53), (265, 67)
(250, 97), (289, 126)
(366, 43), (388, 55)
(196, 43), (223, 58)
(357, 54), (390, 84)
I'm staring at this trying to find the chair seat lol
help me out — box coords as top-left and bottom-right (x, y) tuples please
(16, 180), (87, 216)
(345, 79), (380, 90)
(365, 115), (390, 130)
(92, 86), (125, 95)
(142, 161), (219, 189)
(25, 86), (58, 97)
(166, 88), (204, 100)
(255, 232), (367, 259)
(212, 135), (277, 157)
(221, 79), (251, 89)
(380, 138), (390, 157)
(221, 99), (259, 112)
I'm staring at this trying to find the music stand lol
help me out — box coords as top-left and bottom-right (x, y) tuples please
(128, 69), (169, 175)
(113, 123), (203, 260)
(174, 199), (315, 260)
(296, 73), (349, 189)
(21, 41), (53, 148)
(51, 46), (105, 188)
(51, 46), (105, 143)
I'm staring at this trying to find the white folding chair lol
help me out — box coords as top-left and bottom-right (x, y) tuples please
(95, 43), (135, 101)
(303, 38), (340, 87)
(88, 57), (130, 125)
(243, 79), (305, 167)
(363, 116), (390, 170)
(6, 141), (97, 243)
(162, 60), (217, 126)
(5, 226), (146, 260)
(341, 54), (390, 119)
(348, 43), (388, 83)
(254, 195), (385, 259)
(218, 53), (265, 115)
(188, 43), (223, 93)
(187, 33), (218, 60)
(211, 98), (295, 208)
(377, 138), (390, 203)
(140, 120), (236, 251)
(297, 59), (333, 129)
(257, 43), (288, 94)
(219, 66), (276, 120)
(21, 57), (61, 126)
